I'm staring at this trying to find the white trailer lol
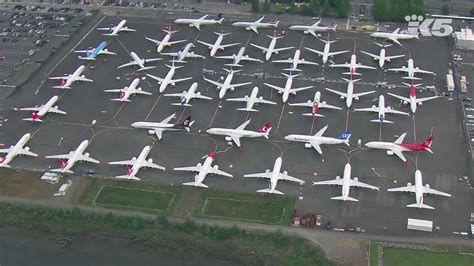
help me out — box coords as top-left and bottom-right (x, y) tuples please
(407, 218), (433, 232)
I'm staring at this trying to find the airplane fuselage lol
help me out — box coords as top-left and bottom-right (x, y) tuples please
(219, 71), (235, 99)
(285, 134), (346, 146)
(378, 49), (386, 68)
(291, 49), (301, 70)
(110, 19), (127, 36)
(183, 82), (199, 104)
(195, 156), (214, 184)
(210, 35), (224, 57)
(341, 163), (352, 200)
(121, 78), (140, 101)
(130, 52), (145, 69)
(246, 87), (259, 110)
(63, 65), (85, 87)
(345, 81), (354, 107)
(61, 140), (89, 173)
(377, 95), (386, 122)
(128, 146), (151, 177)
(160, 67), (176, 92)
(233, 47), (245, 65)
(206, 128), (266, 139)
(282, 76), (294, 103)
(37, 95), (59, 117)
(265, 38), (277, 60)
(178, 43), (193, 61)
(0, 133), (32, 167)
(322, 42), (331, 63)
(268, 157), (283, 192)
(158, 33), (172, 52)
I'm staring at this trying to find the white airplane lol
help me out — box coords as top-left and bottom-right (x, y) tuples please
(173, 151), (233, 188)
(330, 54), (376, 75)
(388, 81), (439, 113)
(370, 28), (419, 46)
(207, 119), (271, 147)
(161, 43), (206, 63)
(313, 163), (379, 201)
(164, 82), (213, 106)
(131, 114), (194, 140)
(388, 58), (436, 80)
(250, 34), (293, 61)
(49, 65), (92, 89)
(325, 77), (375, 108)
(74, 41), (116, 60)
(354, 95), (409, 123)
(109, 145), (165, 181)
(174, 14), (224, 31)
(361, 43), (405, 68)
(226, 86), (276, 112)
(145, 24), (186, 53)
(387, 170), (451, 209)
(264, 72), (313, 103)
(97, 19), (135, 36)
(232, 16), (279, 34)
(244, 157), (304, 195)
(46, 140), (99, 174)
(272, 49), (318, 71)
(0, 133), (38, 168)
(288, 91), (342, 117)
(197, 32), (240, 57)
(117, 51), (161, 71)
(289, 20), (337, 37)
(285, 125), (351, 155)
(203, 69), (252, 99)
(146, 62), (192, 93)
(104, 78), (152, 102)
(215, 46), (262, 67)
(17, 95), (66, 122)
(304, 39), (349, 64)
(365, 132), (433, 162)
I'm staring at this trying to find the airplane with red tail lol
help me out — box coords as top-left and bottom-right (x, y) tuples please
(206, 119), (271, 147)
(388, 81), (440, 113)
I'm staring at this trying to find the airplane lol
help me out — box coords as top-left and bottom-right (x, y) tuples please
(330, 54), (376, 75)
(164, 82), (213, 106)
(272, 49), (318, 71)
(215, 46), (262, 67)
(232, 16), (279, 34)
(360, 43), (405, 68)
(17, 95), (66, 122)
(226, 86), (276, 112)
(354, 95), (409, 123)
(74, 41), (116, 60)
(370, 28), (419, 46)
(97, 19), (136, 36)
(250, 34), (293, 61)
(244, 157), (304, 195)
(387, 170), (451, 209)
(104, 78), (152, 102)
(145, 23), (187, 53)
(206, 119), (271, 147)
(0, 133), (38, 168)
(109, 145), (165, 181)
(288, 91), (342, 117)
(49, 65), (92, 89)
(313, 163), (379, 201)
(264, 72), (313, 103)
(174, 14), (224, 31)
(364, 131), (433, 162)
(173, 151), (232, 188)
(325, 77), (375, 108)
(131, 113), (194, 140)
(117, 51), (161, 71)
(146, 62), (192, 93)
(197, 32), (240, 57)
(46, 140), (99, 174)
(203, 68), (252, 99)
(388, 58), (436, 80)
(304, 38), (349, 64)
(285, 125), (351, 155)
(388, 81), (439, 113)
(161, 43), (206, 63)
(289, 20), (337, 37)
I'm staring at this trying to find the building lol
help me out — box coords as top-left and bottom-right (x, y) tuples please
(454, 27), (474, 50)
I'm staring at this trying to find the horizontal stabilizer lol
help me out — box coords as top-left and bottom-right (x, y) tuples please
(115, 175), (140, 181)
(50, 169), (73, 174)
(111, 98), (131, 102)
(77, 56), (96, 61)
(302, 113), (324, 117)
(407, 202), (434, 209)
(331, 195), (358, 201)
(138, 66), (156, 71)
(183, 181), (209, 188)
(343, 72), (361, 75)
(22, 118), (43, 122)
(237, 108), (258, 112)
(257, 188), (284, 195)
(171, 103), (192, 107)
(370, 119), (393, 124)
(52, 86), (71, 89)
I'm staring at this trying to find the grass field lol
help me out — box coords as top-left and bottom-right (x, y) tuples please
(382, 247), (473, 266)
(82, 179), (182, 214)
(370, 242), (380, 266)
(194, 190), (294, 225)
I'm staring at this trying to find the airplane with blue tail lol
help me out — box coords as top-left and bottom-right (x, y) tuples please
(284, 125), (351, 155)
(75, 41), (116, 60)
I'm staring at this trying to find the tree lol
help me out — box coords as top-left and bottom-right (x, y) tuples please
(442, 4), (450, 15)
(336, 0), (350, 18)
(251, 0), (260, 12)
(322, 0), (331, 16)
(274, 3), (286, 14)
(263, 0), (271, 13)
(289, 0), (298, 14)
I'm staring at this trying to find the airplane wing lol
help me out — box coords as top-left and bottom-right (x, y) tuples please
(325, 88), (347, 98)
(19, 106), (42, 112)
(147, 73), (165, 83)
(231, 81), (252, 88)
(97, 27), (112, 31)
(255, 98), (277, 105)
(226, 97), (247, 102)
(288, 101), (310, 107)
(121, 27), (136, 32)
(145, 36), (161, 45)
(385, 107), (409, 116)
(394, 132), (407, 144)
(361, 50), (379, 59)
(76, 76), (92, 82)
(388, 92), (410, 102)
(388, 67), (408, 73)
(328, 50), (350, 57)
(48, 108), (67, 115)
(203, 76), (223, 87)
(117, 61), (137, 69)
(229, 134), (241, 147)
(244, 172), (272, 179)
(264, 83), (285, 93)
(387, 184), (415, 193)
(417, 95), (439, 103)
(163, 92), (185, 98)
(153, 129), (164, 140)
(353, 91), (375, 98)
(274, 46), (294, 53)
(392, 149), (407, 162)
(315, 125), (328, 137)
(250, 43), (268, 52)
(170, 77), (193, 84)
(49, 75), (68, 80)
(100, 49), (116, 55)
(197, 40), (214, 48)
(186, 52), (206, 59)
(319, 102), (342, 110)
(46, 153), (71, 160)
(242, 55), (263, 63)
(330, 63), (351, 68)
(168, 39), (187, 45)
(310, 142), (323, 154)
(272, 58), (293, 64)
(236, 119), (251, 130)
(208, 167), (233, 177)
(304, 47), (323, 56)
(422, 186), (451, 197)
(290, 86), (314, 93)
(357, 63), (377, 70)
(173, 165), (201, 172)
(388, 37), (402, 46)
(215, 55), (235, 60)
(109, 159), (135, 166)
(220, 43), (240, 49)
(18, 148), (38, 157)
(249, 26), (258, 34)
(278, 172), (305, 184)
(0, 147), (12, 153)
(160, 52), (179, 57)
(350, 179), (379, 190)
(298, 59), (319, 66)
(414, 68), (436, 75)
(141, 160), (166, 170)
(313, 178), (344, 186)
(160, 113), (176, 124)
(192, 93), (213, 100)
(385, 54), (405, 61)
(354, 106), (378, 113)
(74, 49), (91, 54)
(132, 89), (152, 95)
(78, 154), (100, 164)
(104, 88), (123, 93)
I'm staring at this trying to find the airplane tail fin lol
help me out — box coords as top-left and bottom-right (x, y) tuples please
(115, 175), (141, 181)
(331, 24), (337, 31)
(257, 188), (283, 195)
(237, 108), (258, 112)
(258, 122), (272, 138)
(180, 116), (194, 132)
(331, 195), (358, 201)
(407, 202), (434, 209)
(337, 130), (351, 146)
(418, 135), (434, 153)
(183, 181), (209, 188)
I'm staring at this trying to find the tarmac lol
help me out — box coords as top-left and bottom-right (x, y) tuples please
(1, 13), (473, 237)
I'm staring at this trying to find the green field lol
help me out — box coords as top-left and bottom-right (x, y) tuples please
(194, 190), (294, 225)
(373, 245), (473, 266)
(82, 179), (182, 214)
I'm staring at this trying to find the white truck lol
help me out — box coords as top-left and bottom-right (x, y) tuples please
(407, 218), (433, 232)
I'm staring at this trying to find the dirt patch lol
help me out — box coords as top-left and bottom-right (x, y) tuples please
(68, 176), (94, 204)
(0, 169), (57, 199)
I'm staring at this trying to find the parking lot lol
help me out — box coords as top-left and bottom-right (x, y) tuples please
(1, 13), (473, 237)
